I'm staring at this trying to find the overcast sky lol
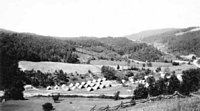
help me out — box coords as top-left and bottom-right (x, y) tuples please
(0, 0), (200, 37)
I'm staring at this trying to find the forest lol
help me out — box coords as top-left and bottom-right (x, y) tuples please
(141, 27), (200, 56)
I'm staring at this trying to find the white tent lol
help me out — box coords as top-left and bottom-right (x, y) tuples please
(24, 85), (38, 91)
(102, 78), (106, 81)
(87, 80), (92, 84)
(46, 86), (53, 90)
(75, 83), (80, 87)
(54, 85), (60, 90)
(122, 79), (126, 84)
(86, 87), (93, 92)
(71, 86), (76, 90)
(92, 79), (97, 83)
(69, 83), (74, 88)
(81, 81), (86, 85)
(84, 84), (90, 88)
(64, 87), (71, 91)
(90, 83), (95, 87)
(61, 84), (67, 89)
(100, 84), (106, 89)
(105, 83), (112, 87)
(78, 85), (84, 89)
(93, 85), (100, 90)
(97, 78), (102, 82)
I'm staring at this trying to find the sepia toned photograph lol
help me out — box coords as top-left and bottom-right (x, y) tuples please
(0, 0), (200, 111)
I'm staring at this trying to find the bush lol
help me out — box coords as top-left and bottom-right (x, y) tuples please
(134, 84), (148, 99)
(129, 66), (139, 71)
(101, 66), (117, 80)
(156, 67), (161, 72)
(42, 103), (54, 111)
(172, 62), (179, 66)
(117, 65), (120, 70)
(125, 71), (134, 77)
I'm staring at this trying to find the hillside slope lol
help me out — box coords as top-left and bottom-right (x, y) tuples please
(0, 29), (164, 62)
(126, 27), (200, 56)
(126, 28), (179, 41)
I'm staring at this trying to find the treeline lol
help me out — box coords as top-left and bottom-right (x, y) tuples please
(0, 32), (79, 63)
(134, 68), (200, 99)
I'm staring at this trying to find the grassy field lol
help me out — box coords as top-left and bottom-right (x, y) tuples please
(0, 97), (131, 111)
(1, 95), (200, 111)
(19, 61), (102, 74)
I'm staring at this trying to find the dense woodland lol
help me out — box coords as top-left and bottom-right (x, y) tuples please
(0, 30), (164, 62)
(141, 27), (200, 56)
(0, 32), (79, 63)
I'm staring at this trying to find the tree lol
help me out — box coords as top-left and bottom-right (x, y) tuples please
(117, 65), (120, 70)
(134, 84), (148, 99)
(167, 74), (180, 94)
(155, 78), (167, 95)
(181, 69), (200, 94)
(101, 66), (116, 80)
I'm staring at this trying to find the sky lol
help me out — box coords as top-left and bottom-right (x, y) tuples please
(0, 0), (200, 37)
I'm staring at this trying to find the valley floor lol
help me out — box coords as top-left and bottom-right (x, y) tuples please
(1, 94), (200, 111)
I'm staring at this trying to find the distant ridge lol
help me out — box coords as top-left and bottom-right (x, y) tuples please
(126, 28), (179, 41)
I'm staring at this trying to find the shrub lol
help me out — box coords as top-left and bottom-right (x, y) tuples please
(125, 71), (134, 77)
(134, 84), (148, 99)
(101, 66), (117, 80)
(42, 103), (54, 111)
(129, 66), (139, 71)
(172, 62), (179, 66)
(117, 65), (120, 70)
(156, 67), (161, 72)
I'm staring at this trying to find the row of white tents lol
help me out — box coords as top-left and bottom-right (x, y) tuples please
(46, 78), (112, 92)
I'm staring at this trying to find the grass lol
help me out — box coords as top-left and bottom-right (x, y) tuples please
(0, 97), (131, 111)
(2, 95), (200, 111)
(19, 61), (102, 74)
